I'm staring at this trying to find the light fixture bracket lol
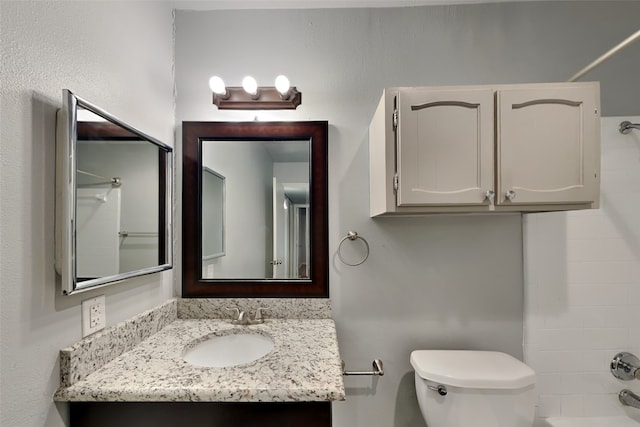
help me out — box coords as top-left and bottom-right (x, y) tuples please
(212, 87), (301, 110)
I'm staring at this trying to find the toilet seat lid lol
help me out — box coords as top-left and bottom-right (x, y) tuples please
(410, 350), (535, 389)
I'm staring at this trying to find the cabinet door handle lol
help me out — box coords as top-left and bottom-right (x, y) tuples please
(484, 190), (495, 203)
(505, 190), (516, 201)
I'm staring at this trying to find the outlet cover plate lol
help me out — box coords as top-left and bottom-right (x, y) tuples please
(82, 295), (106, 337)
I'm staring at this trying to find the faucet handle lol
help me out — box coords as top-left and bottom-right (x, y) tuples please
(252, 307), (270, 323)
(611, 352), (640, 381)
(225, 306), (240, 321)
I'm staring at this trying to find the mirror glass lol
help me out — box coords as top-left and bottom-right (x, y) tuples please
(56, 89), (173, 295)
(182, 121), (328, 298)
(201, 139), (309, 280)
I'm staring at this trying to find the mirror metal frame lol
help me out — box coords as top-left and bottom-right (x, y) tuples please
(56, 89), (174, 295)
(182, 121), (328, 297)
(201, 166), (226, 261)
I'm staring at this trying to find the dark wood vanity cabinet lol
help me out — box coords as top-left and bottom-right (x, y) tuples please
(70, 401), (332, 427)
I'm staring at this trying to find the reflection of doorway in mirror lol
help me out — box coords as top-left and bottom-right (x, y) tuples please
(273, 177), (310, 279)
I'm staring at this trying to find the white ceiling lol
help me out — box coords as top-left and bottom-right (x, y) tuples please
(171, 0), (546, 10)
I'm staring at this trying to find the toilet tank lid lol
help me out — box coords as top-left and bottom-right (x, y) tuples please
(410, 350), (535, 389)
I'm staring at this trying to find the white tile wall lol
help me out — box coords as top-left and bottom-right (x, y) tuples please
(524, 116), (640, 418)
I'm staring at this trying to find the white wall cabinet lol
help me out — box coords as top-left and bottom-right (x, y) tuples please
(369, 82), (600, 216)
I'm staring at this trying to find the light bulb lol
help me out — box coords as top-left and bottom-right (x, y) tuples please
(208, 76), (226, 95)
(275, 75), (291, 97)
(242, 76), (258, 96)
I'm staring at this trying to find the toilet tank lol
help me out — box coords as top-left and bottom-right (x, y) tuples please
(410, 350), (536, 427)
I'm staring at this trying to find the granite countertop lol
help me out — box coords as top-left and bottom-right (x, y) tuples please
(54, 315), (345, 403)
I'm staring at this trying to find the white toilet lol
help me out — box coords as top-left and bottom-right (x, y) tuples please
(410, 350), (536, 427)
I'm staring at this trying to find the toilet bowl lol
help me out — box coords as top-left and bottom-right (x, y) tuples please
(410, 350), (536, 427)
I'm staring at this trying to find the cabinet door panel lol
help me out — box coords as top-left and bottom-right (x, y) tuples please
(497, 86), (599, 205)
(397, 88), (494, 206)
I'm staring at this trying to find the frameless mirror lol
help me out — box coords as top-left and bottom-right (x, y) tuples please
(55, 89), (173, 295)
(182, 121), (328, 297)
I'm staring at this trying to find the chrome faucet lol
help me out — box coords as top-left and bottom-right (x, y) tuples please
(611, 352), (640, 411)
(225, 306), (269, 325)
(225, 307), (247, 325)
(619, 389), (640, 410)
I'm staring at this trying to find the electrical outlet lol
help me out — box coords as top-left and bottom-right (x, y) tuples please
(82, 295), (106, 337)
(89, 303), (101, 328)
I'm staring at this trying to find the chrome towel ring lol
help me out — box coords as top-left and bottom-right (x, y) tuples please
(337, 231), (370, 266)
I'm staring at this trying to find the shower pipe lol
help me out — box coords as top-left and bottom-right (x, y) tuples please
(568, 29), (640, 82)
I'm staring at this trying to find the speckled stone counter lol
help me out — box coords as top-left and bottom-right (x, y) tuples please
(54, 299), (345, 403)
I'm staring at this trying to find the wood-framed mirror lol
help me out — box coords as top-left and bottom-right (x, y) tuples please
(182, 121), (328, 297)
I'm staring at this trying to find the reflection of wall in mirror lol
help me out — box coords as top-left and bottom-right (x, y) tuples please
(201, 142), (272, 279)
(77, 141), (159, 274)
(273, 162), (308, 184)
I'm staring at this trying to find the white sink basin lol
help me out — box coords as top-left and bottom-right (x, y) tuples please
(183, 333), (274, 368)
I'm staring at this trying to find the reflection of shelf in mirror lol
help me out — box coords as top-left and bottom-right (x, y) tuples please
(118, 231), (158, 238)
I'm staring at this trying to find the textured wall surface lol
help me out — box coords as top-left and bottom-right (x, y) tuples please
(0, 2), (175, 426)
(2, 2), (639, 427)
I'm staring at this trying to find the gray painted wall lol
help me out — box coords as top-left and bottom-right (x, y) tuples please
(0, 2), (175, 427)
(175, 3), (639, 426)
(1, 2), (639, 427)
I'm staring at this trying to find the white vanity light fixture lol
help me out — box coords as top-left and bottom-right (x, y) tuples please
(242, 76), (260, 99)
(275, 75), (292, 99)
(209, 74), (301, 110)
(208, 76), (230, 100)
